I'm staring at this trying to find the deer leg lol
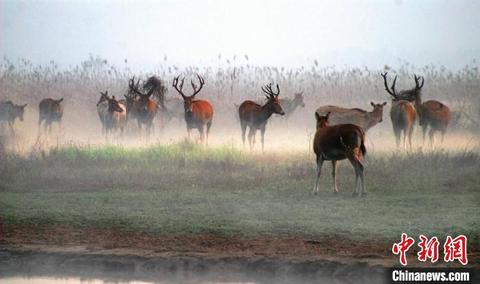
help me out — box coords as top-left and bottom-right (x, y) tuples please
(408, 126), (414, 151)
(422, 125), (428, 146)
(393, 127), (401, 148)
(260, 126), (266, 153)
(402, 129), (407, 150)
(240, 122), (247, 148)
(206, 121), (212, 146)
(8, 121), (14, 137)
(331, 160), (338, 194)
(347, 153), (364, 197)
(313, 156), (324, 195)
(248, 127), (255, 152)
(429, 128), (435, 148)
(198, 125), (205, 144)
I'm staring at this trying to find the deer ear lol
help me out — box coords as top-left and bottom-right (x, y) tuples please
(382, 101), (387, 106)
(325, 112), (331, 120)
(315, 112), (321, 121)
(22, 104), (27, 108)
(57, 98), (63, 103)
(370, 102), (375, 107)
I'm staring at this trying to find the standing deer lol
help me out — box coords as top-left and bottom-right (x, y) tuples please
(0, 100), (27, 136)
(316, 102), (386, 132)
(172, 74), (214, 144)
(381, 72), (417, 149)
(238, 83), (285, 152)
(97, 91), (127, 138)
(312, 112), (367, 197)
(127, 77), (158, 138)
(38, 98), (64, 134)
(408, 75), (451, 146)
(279, 92), (305, 119)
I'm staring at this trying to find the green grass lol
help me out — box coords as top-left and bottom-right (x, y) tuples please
(1, 142), (479, 243)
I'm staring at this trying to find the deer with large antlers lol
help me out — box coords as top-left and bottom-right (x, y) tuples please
(400, 75), (451, 146)
(381, 72), (417, 149)
(172, 74), (213, 144)
(126, 76), (158, 138)
(238, 83), (285, 152)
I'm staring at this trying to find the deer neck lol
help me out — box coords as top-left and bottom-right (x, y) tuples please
(260, 101), (276, 122)
(414, 94), (424, 118)
(366, 109), (381, 129)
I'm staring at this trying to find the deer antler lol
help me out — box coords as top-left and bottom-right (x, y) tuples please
(173, 75), (186, 99)
(261, 83), (280, 98)
(381, 72), (398, 98)
(414, 74), (424, 90)
(190, 74), (205, 97)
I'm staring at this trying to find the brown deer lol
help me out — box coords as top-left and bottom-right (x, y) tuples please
(316, 102), (386, 132)
(406, 75), (451, 146)
(0, 100), (27, 136)
(381, 72), (417, 149)
(238, 83), (285, 152)
(172, 74), (214, 144)
(38, 98), (64, 134)
(127, 77), (158, 138)
(313, 112), (367, 197)
(96, 91), (127, 137)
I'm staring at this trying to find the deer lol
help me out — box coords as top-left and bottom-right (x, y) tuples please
(279, 92), (305, 119)
(312, 112), (367, 197)
(0, 100), (27, 136)
(38, 98), (64, 134)
(238, 83), (285, 152)
(126, 77), (158, 138)
(404, 75), (451, 146)
(96, 91), (127, 138)
(381, 72), (417, 150)
(316, 102), (387, 132)
(172, 74), (214, 145)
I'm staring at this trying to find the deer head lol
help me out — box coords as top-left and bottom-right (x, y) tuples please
(97, 91), (110, 106)
(10, 103), (27, 121)
(262, 83), (285, 115)
(315, 112), (330, 129)
(370, 101), (387, 123)
(107, 96), (124, 113)
(173, 74), (205, 114)
(294, 92), (305, 107)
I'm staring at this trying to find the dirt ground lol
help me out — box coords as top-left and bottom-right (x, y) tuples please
(1, 224), (478, 268)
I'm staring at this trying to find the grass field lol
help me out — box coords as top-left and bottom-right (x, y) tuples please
(1, 141), (479, 245)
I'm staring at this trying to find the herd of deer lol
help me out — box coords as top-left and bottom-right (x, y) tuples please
(0, 73), (451, 197)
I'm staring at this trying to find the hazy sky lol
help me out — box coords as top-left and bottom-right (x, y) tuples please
(1, 0), (479, 70)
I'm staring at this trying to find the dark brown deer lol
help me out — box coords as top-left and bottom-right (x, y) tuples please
(0, 100), (27, 136)
(238, 84), (285, 152)
(313, 112), (367, 197)
(39, 98), (64, 134)
(316, 102), (386, 132)
(172, 74), (214, 144)
(96, 91), (127, 137)
(407, 75), (451, 146)
(381, 72), (417, 149)
(127, 77), (158, 137)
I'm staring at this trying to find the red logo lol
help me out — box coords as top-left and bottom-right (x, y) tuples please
(417, 235), (439, 263)
(392, 233), (415, 266)
(444, 235), (468, 265)
(392, 234), (468, 266)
